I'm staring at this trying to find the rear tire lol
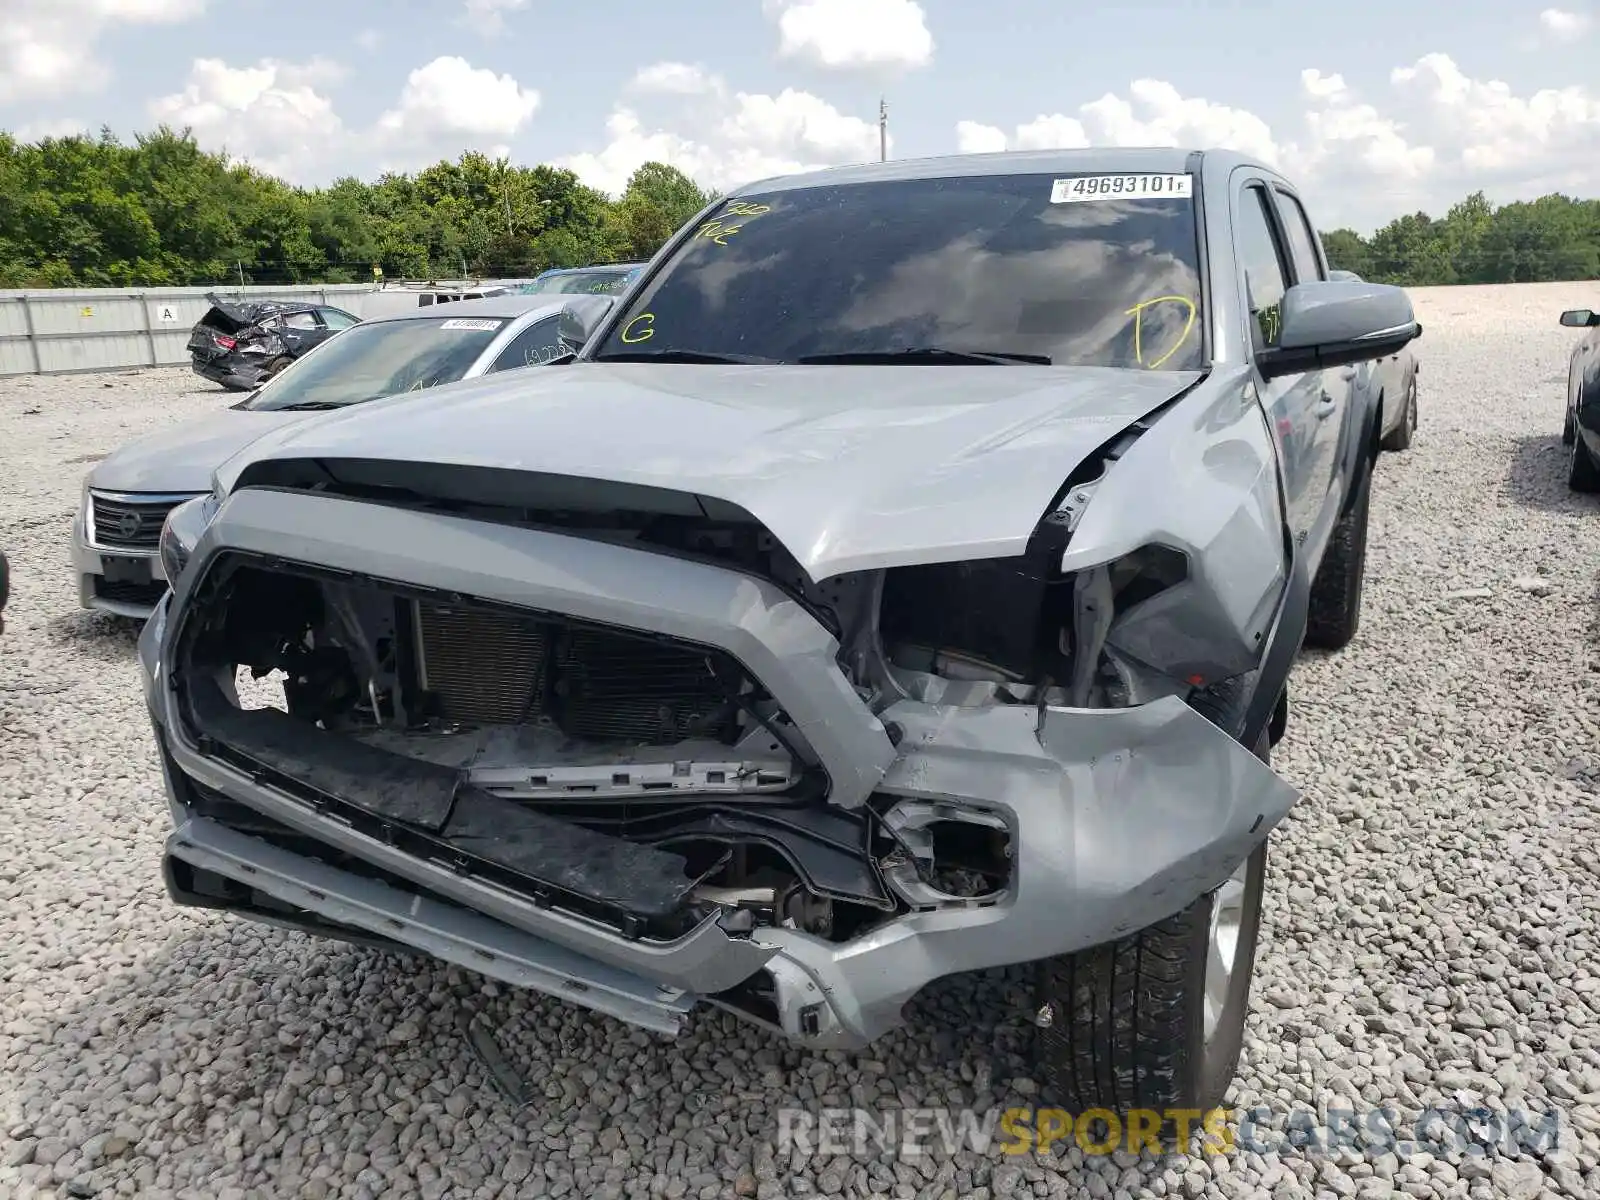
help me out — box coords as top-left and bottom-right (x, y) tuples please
(1569, 431), (1600, 493)
(262, 356), (293, 381)
(1380, 379), (1416, 452)
(1303, 455), (1374, 651)
(1033, 728), (1271, 1118)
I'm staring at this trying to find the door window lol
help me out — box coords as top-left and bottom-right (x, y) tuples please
(318, 307), (360, 329)
(1274, 190), (1326, 284)
(1236, 186), (1290, 352)
(484, 316), (566, 373)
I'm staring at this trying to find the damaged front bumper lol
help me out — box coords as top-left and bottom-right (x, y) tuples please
(138, 488), (1299, 1049)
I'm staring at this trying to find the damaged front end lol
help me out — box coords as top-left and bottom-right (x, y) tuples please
(144, 424), (1299, 1048)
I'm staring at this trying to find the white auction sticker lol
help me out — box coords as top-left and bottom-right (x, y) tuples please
(439, 318), (503, 331)
(1051, 174), (1193, 204)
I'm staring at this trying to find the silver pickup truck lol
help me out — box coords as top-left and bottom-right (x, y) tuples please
(140, 147), (1417, 1117)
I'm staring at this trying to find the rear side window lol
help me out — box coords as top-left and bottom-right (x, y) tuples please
(1274, 190), (1325, 283)
(1236, 187), (1289, 351)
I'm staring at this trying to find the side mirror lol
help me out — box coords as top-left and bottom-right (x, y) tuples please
(1256, 280), (1420, 381)
(1559, 309), (1600, 328)
(557, 294), (618, 353)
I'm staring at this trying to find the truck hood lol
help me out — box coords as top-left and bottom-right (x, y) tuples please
(215, 363), (1203, 578)
(88, 409), (304, 494)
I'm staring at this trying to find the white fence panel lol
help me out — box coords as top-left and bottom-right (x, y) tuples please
(0, 285), (381, 378)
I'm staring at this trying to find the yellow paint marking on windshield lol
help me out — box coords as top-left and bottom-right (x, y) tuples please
(695, 201), (773, 245)
(1124, 295), (1198, 369)
(695, 219), (742, 244)
(620, 313), (656, 343)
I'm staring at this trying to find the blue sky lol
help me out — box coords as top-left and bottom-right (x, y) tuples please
(4, 0), (1599, 233)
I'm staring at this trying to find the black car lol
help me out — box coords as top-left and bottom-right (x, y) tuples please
(187, 294), (361, 392)
(1561, 306), (1600, 492)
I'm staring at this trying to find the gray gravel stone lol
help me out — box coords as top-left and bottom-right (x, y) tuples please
(2, 284), (1598, 1197)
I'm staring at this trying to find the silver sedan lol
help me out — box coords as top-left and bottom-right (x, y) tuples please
(73, 295), (574, 618)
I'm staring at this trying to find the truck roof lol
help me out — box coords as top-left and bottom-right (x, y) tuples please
(731, 146), (1281, 196)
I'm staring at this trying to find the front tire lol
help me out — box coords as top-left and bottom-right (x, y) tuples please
(1034, 729), (1271, 1117)
(1569, 431), (1600, 493)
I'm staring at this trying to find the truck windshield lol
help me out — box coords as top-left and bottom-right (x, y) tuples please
(242, 316), (505, 411)
(522, 268), (638, 296)
(590, 172), (1204, 370)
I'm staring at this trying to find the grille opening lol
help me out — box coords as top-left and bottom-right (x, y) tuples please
(89, 494), (188, 551)
(176, 552), (806, 785)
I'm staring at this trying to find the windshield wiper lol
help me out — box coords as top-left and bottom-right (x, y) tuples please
(796, 347), (1053, 366)
(592, 349), (775, 364)
(274, 401), (347, 411)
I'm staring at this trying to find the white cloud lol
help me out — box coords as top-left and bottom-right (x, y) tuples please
(374, 56), (541, 165)
(954, 120), (1008, 155)
(764, 0), (934, 71)
(1539, 8), (1592, 39)
(632, 62), (725, 97)
(955, 81), (1273, 161)
(955, 54), (1600, 230)
(0, 0), (205, 102)
(561, 63), (884, 197)
(460, 0), (530, 35)
(1293, 68), (1434, 188)
(147, 54), (542, 183)
(12, 117), (90, 142)
(1389, 52), (1600, 190)
(148, 57), (346, 179)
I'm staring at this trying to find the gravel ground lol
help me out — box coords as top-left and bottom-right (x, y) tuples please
(2, 283), (1599, 1200)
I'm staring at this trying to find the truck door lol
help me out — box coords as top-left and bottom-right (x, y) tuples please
(1233, 179), (1327, 554)
(1271, 184), (1354, 551)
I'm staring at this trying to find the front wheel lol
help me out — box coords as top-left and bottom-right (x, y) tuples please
(1033, 729), (1271, 1117)
(1569, 431), (1600, 493)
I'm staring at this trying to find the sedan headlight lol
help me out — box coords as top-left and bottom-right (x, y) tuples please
(159, 492), (221, 587)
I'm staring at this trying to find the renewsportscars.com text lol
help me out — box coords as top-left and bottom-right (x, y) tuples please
(776, 1105), (1564, 1161)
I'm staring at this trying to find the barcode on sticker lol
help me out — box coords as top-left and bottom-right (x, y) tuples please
(1050, 174), (1193, 204)
(439, 318), (502, 331)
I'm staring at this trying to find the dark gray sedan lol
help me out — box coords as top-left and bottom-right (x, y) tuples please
(1561, 306), (1600, 492)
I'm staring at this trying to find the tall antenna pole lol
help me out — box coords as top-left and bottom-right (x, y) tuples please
(879, 97), (889, 162)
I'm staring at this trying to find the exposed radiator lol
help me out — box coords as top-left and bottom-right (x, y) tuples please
(413, 601), (740, 745)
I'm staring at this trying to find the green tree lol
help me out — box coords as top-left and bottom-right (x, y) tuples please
(5, 122), (1599, 291)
